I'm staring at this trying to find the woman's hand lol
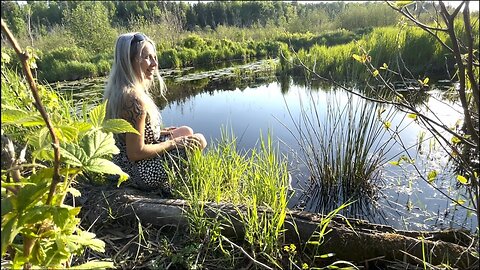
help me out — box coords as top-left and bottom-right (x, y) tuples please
(173, 135), (202, 150)
(160, 126), (177, 135)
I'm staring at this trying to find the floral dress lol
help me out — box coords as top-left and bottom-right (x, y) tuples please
(112, 113), (186, 193)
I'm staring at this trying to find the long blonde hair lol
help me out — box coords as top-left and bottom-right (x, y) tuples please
(103, 32), (166, 131)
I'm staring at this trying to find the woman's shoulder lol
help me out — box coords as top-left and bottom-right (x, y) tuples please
(122, 90), (147, 109)
(120, 90), (148, 119)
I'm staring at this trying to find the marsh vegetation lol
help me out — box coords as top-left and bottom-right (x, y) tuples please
(1, 1), (479, 269)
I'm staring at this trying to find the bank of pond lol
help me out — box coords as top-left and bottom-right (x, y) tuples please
(2, 54), (477, 269)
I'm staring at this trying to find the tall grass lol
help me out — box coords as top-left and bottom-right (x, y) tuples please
(285, 89), (397, 218)
(166, 129), (290, 265)
(284, 26), (452, 80)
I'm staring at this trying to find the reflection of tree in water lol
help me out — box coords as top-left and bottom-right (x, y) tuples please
(153, 69), (277, 109)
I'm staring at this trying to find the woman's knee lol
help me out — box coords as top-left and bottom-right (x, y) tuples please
(194, 133), (207, 149)
(171, 126), (193, 137)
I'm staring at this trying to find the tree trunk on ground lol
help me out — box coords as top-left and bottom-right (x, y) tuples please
(76, 184), (478, 269)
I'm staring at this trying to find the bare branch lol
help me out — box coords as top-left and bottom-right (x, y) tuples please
(1, 19), (62, 205)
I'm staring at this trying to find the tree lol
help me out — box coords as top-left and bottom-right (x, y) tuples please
(385, 0), (479, 229)
(63, 2), (116, 54)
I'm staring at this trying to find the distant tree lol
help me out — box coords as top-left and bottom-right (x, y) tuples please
(336, 3), (399, 30)
(63, 2), (116, 54)
(1, 1), (26, 37)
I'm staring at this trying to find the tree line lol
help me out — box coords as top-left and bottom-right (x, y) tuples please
(1, 0), (409, 36)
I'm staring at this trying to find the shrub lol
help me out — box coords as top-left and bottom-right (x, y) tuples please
(159, 49), (181, 68)
(177, 48), (198, 67)
(182, 34), (207, 49)
(196, 49), (218, 66)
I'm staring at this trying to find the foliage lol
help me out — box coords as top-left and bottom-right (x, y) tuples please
(1, 51), (136, 268)
(63, 2), (117, 54)
(283, 26), (453, 80)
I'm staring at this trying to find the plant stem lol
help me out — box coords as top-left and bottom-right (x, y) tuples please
(1, 19), (61, 206)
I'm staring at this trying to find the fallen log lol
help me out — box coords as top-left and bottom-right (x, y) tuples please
(76, 184), (478, 269)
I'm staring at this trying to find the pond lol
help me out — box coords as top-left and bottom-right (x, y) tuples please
(52, 60), (477, 232)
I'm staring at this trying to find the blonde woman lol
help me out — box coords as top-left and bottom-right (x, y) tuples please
(104, 32), (207, 194)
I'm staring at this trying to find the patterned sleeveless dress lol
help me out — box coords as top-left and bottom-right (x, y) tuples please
(112, 113), (187, 194)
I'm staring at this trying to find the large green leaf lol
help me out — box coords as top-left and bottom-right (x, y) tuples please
(1, 197), (13, 216)
(52, 206), (71, 228)
(17, 205), (52, 226)
(76, 121), (94, 137)
(1, 216), (19, 256)
(89, 100), (107, 127)
(60, 142), (88, 167)
(1, 108), (44, 127)
(81, 130), (119, 160)
(55, 125), (79, 142)
(67, 230), (105, 252)
(15, 181), (49, 213)
(102, 119), (139, 135)
(84, 158), (128, 181)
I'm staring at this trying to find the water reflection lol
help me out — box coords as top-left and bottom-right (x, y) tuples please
(159, 76), (475, 231)
(51, 62), (476, 231)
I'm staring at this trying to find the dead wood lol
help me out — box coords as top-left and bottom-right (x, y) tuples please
(75, 184), (479, 269)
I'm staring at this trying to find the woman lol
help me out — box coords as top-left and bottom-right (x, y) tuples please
(104, 32), (207, 193)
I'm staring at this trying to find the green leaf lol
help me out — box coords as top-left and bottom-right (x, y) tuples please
(1, 51), (11, 64)
(60, 142), (88, 167)
(1, 217), (19, 256)
(90, 100), (107, 127)
(395, 1), (413, 8)
(70, 260), (114, 269)
(67, 231), (105, 252)
(76, 122), (94, 135)
(55, 125), (79, 142)
(427, 170), (437, 183)
(383, 121), (391, 129)
(18, 205), (51, 226)
(52, 207), (71, 228)
(102, 119), (140, 135)
(1, 108), (44, 127)
(84, 158), (128, 179)
(352, 54), (364, 63)
(456, 199), (466, 205)
(407, 113), (417, 120)
(16, 181), (50, 212)
(81, 130), (119, 159)
(372, 69), (379, 77)
(423, 77), (429, 85)
(388, 160), (400, 166)
(451, 136), (461, 144)
(1, 197), (13, 216)
(456, 175), (468, 185)
(380, 63), (388, 70)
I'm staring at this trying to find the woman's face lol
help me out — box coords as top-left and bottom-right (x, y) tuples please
(133, 42), (158, 82)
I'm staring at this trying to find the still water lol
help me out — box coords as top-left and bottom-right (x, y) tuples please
(56, 62), (476, 232)
(160, 78), (475, 232)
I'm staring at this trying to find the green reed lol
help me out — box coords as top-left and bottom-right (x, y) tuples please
(286, 90), (397, 217)
(167, 128), (290, 265)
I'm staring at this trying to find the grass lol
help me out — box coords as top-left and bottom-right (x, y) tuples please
(283, 89), (398, 217)
(165, 128), (290, 268)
